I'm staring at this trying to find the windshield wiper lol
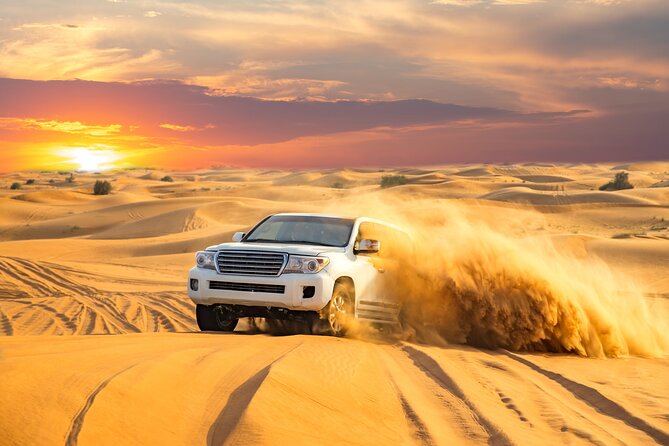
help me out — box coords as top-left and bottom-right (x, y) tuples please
(244, 238), (281, 243)
(245, 238), (339, 247)
(285, 240), (339, 247)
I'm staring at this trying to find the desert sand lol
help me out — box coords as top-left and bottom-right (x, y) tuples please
(1, 162), (668, 445)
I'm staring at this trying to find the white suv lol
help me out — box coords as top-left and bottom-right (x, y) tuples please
(187, 213), (409, 335)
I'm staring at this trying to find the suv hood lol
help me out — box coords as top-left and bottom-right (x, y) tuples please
(205, 242), (346, 256)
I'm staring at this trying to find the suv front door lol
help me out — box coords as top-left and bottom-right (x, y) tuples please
(353, 222), (404, 323)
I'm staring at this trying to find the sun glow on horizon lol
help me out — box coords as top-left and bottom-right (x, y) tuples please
(60, 147), (119, 172)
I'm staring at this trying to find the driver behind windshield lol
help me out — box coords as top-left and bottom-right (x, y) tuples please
(246, 216), (354, 247)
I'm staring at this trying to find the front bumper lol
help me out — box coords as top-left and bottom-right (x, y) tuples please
(187, 267), (335, 311)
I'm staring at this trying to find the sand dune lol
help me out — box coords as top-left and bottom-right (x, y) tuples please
(512, 174), (573, 183)
(453, 166), (499, 177)
(480, 187), (657, 205)
(271, 171), (323, 186)
(0, 255), (193, 335)
(587, 238), (669, 293)
(12, 189), (96, 204)
(613, 161), (669, 172)
(1, 163), (668, 445)
(1, 334), (667, 445)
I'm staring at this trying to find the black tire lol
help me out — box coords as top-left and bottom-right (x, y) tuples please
(324, 282), (354, 337)
(196, 304), (238, 332)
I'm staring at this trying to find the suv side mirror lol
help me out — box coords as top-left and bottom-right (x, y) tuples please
(357, 239), (380, 254)
(232, 232), (245, 242)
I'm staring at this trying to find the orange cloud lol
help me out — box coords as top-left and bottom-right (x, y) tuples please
(0, 77), (665, 173)
(159, 123), (216, 132)
(2, 0), (665, 114)
(0, 117), (122, 136)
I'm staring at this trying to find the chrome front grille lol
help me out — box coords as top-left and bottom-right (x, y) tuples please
(216, 250), (287, 276)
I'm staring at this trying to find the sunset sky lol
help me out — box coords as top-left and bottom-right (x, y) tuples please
(1, 0), (667, 170)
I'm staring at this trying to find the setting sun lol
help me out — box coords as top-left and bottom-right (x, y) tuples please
(61, 147), (117, 172)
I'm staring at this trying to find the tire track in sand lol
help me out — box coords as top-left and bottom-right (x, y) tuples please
(207, 343), (303, 446)
(62, 339), (291, 446)
(397, 391), (435, 446)
(502, 351), (669, 445)
(378, 346), (436, 445)
(0, 308), (13, 335)
(30, 302), (78, 333)
(64, 362), (141, 446)
(402, 345), (513, 446)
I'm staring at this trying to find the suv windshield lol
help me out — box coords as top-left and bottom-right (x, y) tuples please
(244, 215), (354, 247)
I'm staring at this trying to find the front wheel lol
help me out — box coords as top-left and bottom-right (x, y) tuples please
(324, 283), (354, 336)
(196, 304), (238, 332)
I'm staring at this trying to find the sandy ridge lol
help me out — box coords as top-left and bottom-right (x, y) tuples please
(1, 334), (668, 445)
(0, 163), (668, 445)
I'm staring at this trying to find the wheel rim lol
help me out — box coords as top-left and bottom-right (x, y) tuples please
(328, 293), (347, 334)
(215, 308), (234, 328)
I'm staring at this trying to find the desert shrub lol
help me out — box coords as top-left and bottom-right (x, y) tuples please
(67, 173), (75, 183)
(10, 182), (22, 190)
(161, 175), (174, 182)
(93, 180), (112, 195)
(380, 175), (408, 188)
(26, 179), (35, 185)
(331, 182), (345, 189)
(49, 179), (55, 184)
(599, 171), (633, 191)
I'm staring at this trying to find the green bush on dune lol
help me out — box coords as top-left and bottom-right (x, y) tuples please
(93, 180), (112, 195)
(380, 175), (408, 188)
(10, 182), (22, 190)
(599, 171), (634, 191)
(161, 175), (174, 182)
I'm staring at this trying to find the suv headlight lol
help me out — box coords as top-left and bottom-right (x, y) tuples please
(195, 251), (216, 270)
(283, 255), (329, 274)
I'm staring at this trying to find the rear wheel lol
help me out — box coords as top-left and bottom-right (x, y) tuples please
(196, 304), (238, 332)
(325, 283), (354, 336)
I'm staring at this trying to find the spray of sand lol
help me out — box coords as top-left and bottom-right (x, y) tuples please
(333, 197), (668, 358)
